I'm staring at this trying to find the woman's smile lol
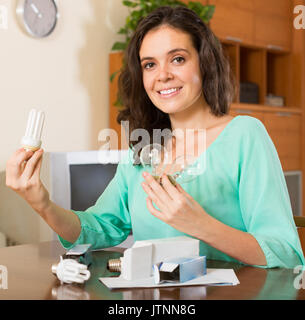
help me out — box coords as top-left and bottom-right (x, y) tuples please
(157, 86), (183, 99)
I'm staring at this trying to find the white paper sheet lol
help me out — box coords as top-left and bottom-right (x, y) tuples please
(99, 268), (239, 289)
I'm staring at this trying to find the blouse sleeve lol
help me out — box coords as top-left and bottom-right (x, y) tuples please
(58, 156), (132, 250)
(238, 118), (305, 268)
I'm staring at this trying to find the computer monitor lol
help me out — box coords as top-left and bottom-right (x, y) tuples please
(284, 171), (302, 217)
(46, 149), (134, 247)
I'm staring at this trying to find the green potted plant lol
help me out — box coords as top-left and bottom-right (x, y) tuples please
(110, 0), (215, 106)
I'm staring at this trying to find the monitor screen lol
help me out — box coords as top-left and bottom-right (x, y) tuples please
(285, 173), (301, 217)
(69, 163), (118, 211)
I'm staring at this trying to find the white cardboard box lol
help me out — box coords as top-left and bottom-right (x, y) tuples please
(121, 236), (199, 280)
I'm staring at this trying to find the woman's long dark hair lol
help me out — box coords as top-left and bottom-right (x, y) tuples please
(117, 6), (235, 164)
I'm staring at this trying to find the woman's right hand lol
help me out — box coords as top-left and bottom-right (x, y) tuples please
(6, 148), (50, 215)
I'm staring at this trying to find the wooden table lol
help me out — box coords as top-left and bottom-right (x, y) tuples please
(0, 240), (304, 300)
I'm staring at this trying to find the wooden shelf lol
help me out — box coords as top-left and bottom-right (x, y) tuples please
(220, 37), (291, 54)
(239, 46), (266, 104)
(231, 103), (302, 114)
(220, 38), (295, 108)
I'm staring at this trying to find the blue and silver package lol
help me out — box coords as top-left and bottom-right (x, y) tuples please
(153, 256), (206, 284)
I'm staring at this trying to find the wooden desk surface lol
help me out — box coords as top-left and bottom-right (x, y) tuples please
(0, 241), (304, 300)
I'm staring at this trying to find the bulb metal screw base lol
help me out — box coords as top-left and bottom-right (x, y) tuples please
(107, 258), (122, 272)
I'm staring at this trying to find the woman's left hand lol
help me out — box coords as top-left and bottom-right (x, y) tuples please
(141, 171), (208, 238)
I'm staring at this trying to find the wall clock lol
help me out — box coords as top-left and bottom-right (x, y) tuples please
(16, 0), (58, 38)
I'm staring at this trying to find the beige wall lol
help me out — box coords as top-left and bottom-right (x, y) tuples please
(0, 0), (128, 244)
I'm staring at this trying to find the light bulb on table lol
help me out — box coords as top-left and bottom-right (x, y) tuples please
(21, 109), (45, 152)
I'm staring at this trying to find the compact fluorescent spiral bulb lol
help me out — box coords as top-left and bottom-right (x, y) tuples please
(52, 256), (91, 285)
(21, 109), (45, 152)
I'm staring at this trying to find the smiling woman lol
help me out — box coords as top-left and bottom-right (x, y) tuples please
(111, 6), (304, 268)
(6, 5), (305, 269)
(118, 6), (235, 164)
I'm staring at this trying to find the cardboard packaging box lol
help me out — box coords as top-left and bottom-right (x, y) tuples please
(120, 236), (200, 281)
(153, 256), (206, 284)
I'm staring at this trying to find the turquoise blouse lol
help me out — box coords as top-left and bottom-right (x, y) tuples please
(59, 115), (305, 268)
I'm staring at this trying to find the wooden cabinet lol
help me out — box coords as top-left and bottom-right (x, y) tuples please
(211, 2), (293, 107)
(221, 40), (292, 107)
(254, 0), (291, 17)
(109, 51), (127, 149)
(254, 15), (292, 51)
(239, 47), (266, 104)
(209, 0), (292, 50)
(263, 112), (301, 171)
(267, 51), (291, 106)
(254, 0), (292, 50)
(209, 0), (255, 44)
(230, 108), (265, 124)
(230, 107), (302, 171)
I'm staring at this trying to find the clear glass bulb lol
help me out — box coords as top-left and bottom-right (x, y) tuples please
(140, 143), (169, 182)
(169, 154), (205, 184)
(140, 143), (205, 185)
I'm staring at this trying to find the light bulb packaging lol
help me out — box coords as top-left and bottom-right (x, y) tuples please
(153, 256), (206, 284)
(63, 244), (92, 267)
